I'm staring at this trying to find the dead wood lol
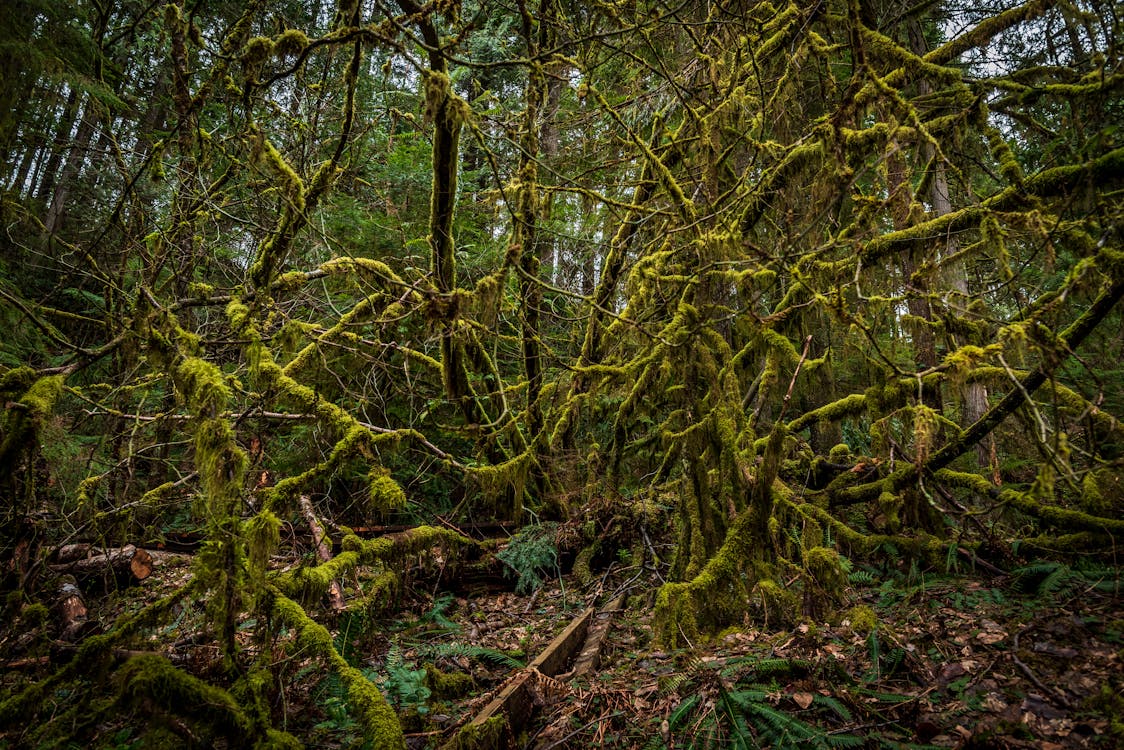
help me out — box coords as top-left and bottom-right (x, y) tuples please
(445, 607), (595, 749)
(55, 577), (89, 641)
(299, 494), (346, 611)
(570, 594), (625, 678)
(48, 544), (153, 583)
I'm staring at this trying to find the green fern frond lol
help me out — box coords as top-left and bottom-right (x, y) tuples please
(414, 641), (524, 669)
(824, 731), (865, 747)
(385, 643), (404, 671)
(848, 570), (876, 585)
(668, 694), (700, 728)
(812, 694), (852, 721)
(741, 699), (818, 742)
(660, 672), (692, 694)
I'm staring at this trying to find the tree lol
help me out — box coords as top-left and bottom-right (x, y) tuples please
(1, 0), (1121, 744)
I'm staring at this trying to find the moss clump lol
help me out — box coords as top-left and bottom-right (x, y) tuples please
(846, 605), (878, 634)
(445, 715), (507, 750)
(274, 28), (309, 57)
(804, 546), (847, 594)
(20, 602), (49, 628)
(751, 578), (798, 629)
(572, 543), (597, 586)
(368, 469), (407, 514)
(424, 664), (474, 698)
(0, 366), (36, 398)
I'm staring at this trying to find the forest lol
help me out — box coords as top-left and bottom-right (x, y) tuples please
(1, 0), (1122, 747)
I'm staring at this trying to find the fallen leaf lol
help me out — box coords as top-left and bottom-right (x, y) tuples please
(793, 692), (814, 709)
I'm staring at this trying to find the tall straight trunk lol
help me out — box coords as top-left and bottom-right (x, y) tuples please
(35, 87), (81, 204)
(44, 98), (97, 235)
(0, 0), (38, 164)
(8, 91), (53, 195)
(907, 19), (990, 467)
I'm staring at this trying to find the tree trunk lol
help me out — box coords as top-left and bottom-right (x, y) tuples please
(34, 87), (81, 204)
(49, 544), (154, 583)
(44, 97), (97, 235)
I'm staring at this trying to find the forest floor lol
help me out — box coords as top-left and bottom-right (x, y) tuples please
(367, 568), (1124, 750)
(2, 546), (1122, 749)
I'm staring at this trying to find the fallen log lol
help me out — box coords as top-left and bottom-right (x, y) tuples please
(48, 544), (153, 584)
(444, 607), (595, 749)
(299, 495), (346, 611)
(570, 594), (625, 678)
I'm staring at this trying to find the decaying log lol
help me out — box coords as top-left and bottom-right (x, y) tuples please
(56, 577), (89, 641)
(49, 544), (153, 583)
(570, 594), (625, 678)
(445, 607), (594, 748)
(299, 494), (346, 611)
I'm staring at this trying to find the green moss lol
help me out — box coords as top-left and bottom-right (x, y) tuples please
(274, 28), (309, 57)
(0, 366), (36, 398)
(116, 654), (255, 742)
(445, 715), (507, 750)
(572, 543), (597, 586)
(368, 469), (407, 514)
(20, 602), (49, 628)
(245, 510), (281, 581)
(751, 578), (798, 630)
(846, 605), (878, 635)
(20, 374), (65, 416)
(271, 590), (405, 747)
(175, 357), (231, 418)
(424, 664), (474, 698)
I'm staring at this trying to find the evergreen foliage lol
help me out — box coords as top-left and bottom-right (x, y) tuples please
(0, 0), (1122, 744)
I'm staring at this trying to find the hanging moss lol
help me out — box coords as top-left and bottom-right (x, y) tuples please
(174, 357), (231, 418)
(368, 468), (407, 514)
(245, 510), (281, 581)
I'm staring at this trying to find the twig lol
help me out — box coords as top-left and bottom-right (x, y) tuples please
(778, 335), (814, 422)
(1011, 625), (1073, 709)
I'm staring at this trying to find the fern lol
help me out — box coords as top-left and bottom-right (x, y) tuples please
(421, 593), (459, 631)
(496, 523), (559, 594)
(413, 641), (524, 669)
(1012, 561), (1072, 597)
(372, 644), (431, 712)
(668, 694), (701, 728)
(659, 672), (691, 694)
(812, 694), (852, 721)
(864, 630), (881, 683)
(718, 655), (804, 679)
(848, 569), (875, 586)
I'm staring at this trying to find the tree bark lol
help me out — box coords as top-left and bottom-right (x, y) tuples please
(299, 495), (346, 611)
(49, 544), (153, 583)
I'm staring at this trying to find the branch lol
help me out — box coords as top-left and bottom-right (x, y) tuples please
(832, 271), (1124, 505)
